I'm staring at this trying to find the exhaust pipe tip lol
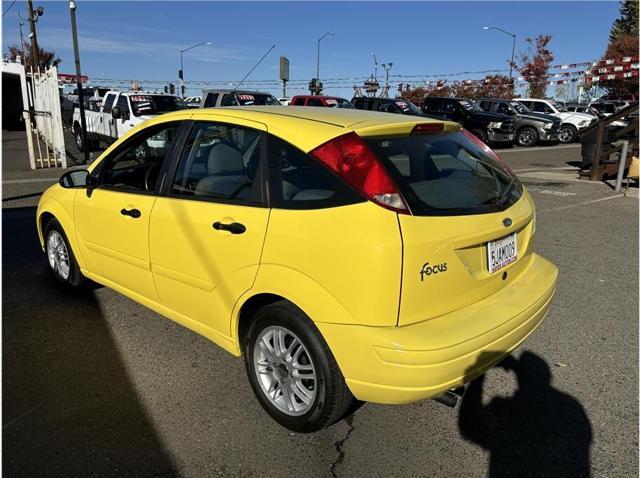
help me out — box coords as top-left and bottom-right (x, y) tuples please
(433, 386), (466, 408)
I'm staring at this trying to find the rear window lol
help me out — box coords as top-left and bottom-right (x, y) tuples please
(365, 130), (522, 215)
(130, 95), (187, 116)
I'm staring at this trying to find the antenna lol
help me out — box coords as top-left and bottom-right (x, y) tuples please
(231, 44), (276, 94)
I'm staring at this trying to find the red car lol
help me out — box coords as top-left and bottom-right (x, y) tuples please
(289, 95), (354, 108)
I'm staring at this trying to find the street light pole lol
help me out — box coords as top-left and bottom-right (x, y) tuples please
(316, 32), (334, 95)
(179, 41), (212, 98)
(371, 53), (378, 82)
(483, 26), (516, 79)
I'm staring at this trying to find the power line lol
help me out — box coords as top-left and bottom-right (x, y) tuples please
(2, 0), (16, 17)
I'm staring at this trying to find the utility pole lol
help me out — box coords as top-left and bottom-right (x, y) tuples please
(26, 0), (40, 72)
(69, 0), (89, 164)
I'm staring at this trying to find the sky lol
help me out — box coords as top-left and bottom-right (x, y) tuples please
(1, 1), (622, 98)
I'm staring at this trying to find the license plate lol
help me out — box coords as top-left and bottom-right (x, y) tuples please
(487, 233), (517, 273)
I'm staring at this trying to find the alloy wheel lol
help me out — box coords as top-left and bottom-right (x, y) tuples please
(47, 230), (70, 280)
(558, 127), (574, 143)
(253, 325), (317, 416)
(518, 129), (536, 146)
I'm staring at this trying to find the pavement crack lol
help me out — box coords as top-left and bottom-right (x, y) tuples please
(330, 415), (355, 477)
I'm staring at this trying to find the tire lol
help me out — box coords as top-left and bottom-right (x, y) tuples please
(470, 129), (488, 143)
(244, 301), (354, 433)
(44, 218), (87, 288)
(74, 126), (86, 152)
(516, 126), (539, 147)
(558, 124), (577, 143)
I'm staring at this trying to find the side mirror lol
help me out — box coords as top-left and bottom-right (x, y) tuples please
(59, 169), (90, 188)
(111, 106), (122, 119)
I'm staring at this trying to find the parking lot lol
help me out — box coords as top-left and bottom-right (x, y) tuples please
(2, 129), (637, 477)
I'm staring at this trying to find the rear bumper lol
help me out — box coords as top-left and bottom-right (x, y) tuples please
(316, 253), (558, 404)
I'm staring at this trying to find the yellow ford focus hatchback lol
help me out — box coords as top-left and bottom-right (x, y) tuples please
(37, 106), (557, 432)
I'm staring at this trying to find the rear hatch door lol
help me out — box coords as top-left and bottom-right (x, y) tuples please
(363, 127), (535, 326)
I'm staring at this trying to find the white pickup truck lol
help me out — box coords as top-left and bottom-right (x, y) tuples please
(72, 90), (187, 151)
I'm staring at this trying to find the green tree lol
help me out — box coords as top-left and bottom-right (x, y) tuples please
(609, 0), (639, 42)
(599, 0), (639, 98)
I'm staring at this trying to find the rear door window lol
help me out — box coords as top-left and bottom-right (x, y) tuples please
(171, 122), (264, 204)
(292, 97), (306, 106)
(221, 94), (239, 106)
(365, 131), (522, 215)
(423, 98), (443, 112)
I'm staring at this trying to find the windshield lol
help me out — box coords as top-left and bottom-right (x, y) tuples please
(364, 130), (522, 215)
(236, 94), (280, 106)
(395, 100), (423, 115)
(130, 95), (187, 116)
(510, 101), (530, 114)
(549, 101), (566, 112)
(325, 98), (354, 108)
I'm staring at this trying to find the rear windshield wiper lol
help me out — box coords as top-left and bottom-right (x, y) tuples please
(497, 176), (516, 207)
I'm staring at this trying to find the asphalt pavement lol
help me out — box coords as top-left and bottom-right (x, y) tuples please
(3, 130), (638, 477)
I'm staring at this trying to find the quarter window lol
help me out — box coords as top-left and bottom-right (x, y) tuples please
(99, 123), (182, 192)
(171, 122), (264, 204)
(267, 135), (362, 209)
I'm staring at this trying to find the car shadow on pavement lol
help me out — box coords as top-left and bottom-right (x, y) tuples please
(2, 206), (176, 476)
(458, 351), (592, 478)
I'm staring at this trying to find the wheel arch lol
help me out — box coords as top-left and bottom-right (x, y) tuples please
(231, 268), (358, 355)
(236, 293), (288, 353)
(37, 194), (85, 269)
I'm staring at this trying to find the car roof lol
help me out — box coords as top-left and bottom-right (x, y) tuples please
(291, 95), (346, 100)
(157, 106), (458, 152)
(202, 89), (272, 95)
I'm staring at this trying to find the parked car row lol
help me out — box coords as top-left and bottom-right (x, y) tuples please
(196, 91), (595, 147)
(72, 86), (615, 153)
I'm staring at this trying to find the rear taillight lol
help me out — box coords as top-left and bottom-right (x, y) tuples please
(310, 132), (409, 214)
(462, 129), (514, 174)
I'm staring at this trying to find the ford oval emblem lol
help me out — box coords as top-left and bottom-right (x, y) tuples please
(503, 218), (513, 227)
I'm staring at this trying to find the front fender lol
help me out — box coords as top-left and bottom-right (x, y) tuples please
(36, 187), (85, 269)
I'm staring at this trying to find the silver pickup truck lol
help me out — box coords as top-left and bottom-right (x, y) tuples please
(72, 90), (187, 151)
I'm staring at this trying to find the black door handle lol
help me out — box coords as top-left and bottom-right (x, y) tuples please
(120, 208), (141, 218)
(213, 221), (246, 234)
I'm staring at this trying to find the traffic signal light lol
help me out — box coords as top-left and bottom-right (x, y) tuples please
(309, 78), (317, 94)
(169, 83), (175, 95)
(178, 69), (183, 80)
(181, 85), (186, 97)
(164, 85), (169, 94)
